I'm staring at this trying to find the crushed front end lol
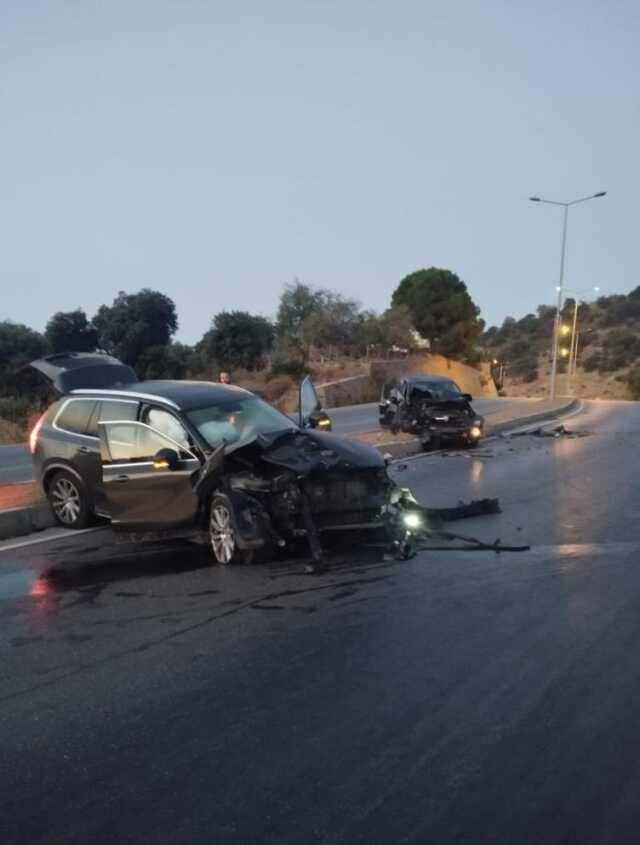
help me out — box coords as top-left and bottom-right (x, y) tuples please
(195, 429), (419, 563)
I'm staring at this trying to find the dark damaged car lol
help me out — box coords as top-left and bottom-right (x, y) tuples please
(29, 353), (423, 564)
(379, 374), (484, 449)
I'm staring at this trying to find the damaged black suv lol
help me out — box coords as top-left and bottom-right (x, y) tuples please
(30, 353), (420, 564)
(379, 374), (484, 449)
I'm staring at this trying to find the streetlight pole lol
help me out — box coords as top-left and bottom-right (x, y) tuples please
(563, 286), (600, 395)
(567, 298), (579, 394)
(530, 191), (606, 399)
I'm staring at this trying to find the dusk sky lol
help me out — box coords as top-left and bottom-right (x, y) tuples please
(2, 0), (638, 343)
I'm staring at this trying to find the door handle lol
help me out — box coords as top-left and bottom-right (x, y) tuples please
(78, 446), (92, 454)
(114, 475), (130, 483)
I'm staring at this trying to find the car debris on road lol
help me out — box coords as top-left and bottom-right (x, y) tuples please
(505, 424), (590, 439)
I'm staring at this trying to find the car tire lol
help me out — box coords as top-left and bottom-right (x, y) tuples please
(47, 470), (92, 529)
(209, 494), (273, 565)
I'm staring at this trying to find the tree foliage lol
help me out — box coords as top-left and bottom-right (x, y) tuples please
(276, 280), (324, 347)
(391, 268), (482, 359)
(136, 343), (194, 380)
(276, 280), (366, 358)
(0, 322), (48, 398)
(93, 289), (178, 367)
(202, 311), (274, 371)
(45, 309), (97, 353)
(358, 305), (415, 353)
(301, 292), (361, 352)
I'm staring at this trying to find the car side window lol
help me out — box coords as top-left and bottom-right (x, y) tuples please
(86, 400), (139, 437)
(101, 422), (195, 464)
(143, 407), (191, 450)
(55, 400), (97, 436)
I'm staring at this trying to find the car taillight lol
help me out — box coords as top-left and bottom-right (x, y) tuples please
(29, 413), (46, 455)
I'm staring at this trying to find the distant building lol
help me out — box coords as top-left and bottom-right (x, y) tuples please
(411, 330), (431, 350)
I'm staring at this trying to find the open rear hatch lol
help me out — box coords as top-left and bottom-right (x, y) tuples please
(29, 352), (138, 394)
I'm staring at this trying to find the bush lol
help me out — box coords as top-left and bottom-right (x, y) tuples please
(582, 353), (601, 373)
(627, 367), (640, 400)
(0, 396), (38, 425)
(0, 418), (23, 444)
(269, 356), (309, 380)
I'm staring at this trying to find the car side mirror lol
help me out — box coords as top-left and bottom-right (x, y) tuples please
(462, 393), (473, 402)
(153, 447), (180, 471)
(306, 410), (332, 431)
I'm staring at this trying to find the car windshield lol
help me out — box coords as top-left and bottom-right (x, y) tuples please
(412, 381), (462, 401)
(186, 396), (297, 447)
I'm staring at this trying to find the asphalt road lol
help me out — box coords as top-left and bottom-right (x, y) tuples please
(328, 395), (540, 435)
(2, 400), (640, 843)
(0, 444), (30, 484)
(0, 398), (542, 484)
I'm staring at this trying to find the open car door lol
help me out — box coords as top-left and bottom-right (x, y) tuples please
(298, 376), (332, 431)
(98, 421), (200, 530)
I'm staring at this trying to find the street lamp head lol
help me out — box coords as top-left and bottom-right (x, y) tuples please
(594, 192), (607, 198)
(529, 197), (541, 202)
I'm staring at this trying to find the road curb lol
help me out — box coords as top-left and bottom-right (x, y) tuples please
(0, 502), (54, 541)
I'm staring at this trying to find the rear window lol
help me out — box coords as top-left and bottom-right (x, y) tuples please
(55, 400), (97, 436)
(86, 400), (139, 437)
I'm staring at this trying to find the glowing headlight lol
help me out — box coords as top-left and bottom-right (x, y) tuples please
(317, 418), (332, 428)
(403, 512), (422, 529)
(470, 426), (482, 439)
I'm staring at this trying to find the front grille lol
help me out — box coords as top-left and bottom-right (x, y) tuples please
(304, 472), (388, 515)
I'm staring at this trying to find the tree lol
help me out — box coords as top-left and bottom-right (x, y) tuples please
(300, 292), (361, 354)
(391, 268), (482, 359)
(0, 321), (48, 398)
(92, 289), (178, 367)
(45, 309), (97, 353)
(202, 311), (274, 371)
(136, 343), (194, 380)
(358, 305), (415, 353)
(276, 280), (324, 345)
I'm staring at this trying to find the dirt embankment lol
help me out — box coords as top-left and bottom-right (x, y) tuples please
(505, 367), (630, 400)
(318, 354), (497, 408)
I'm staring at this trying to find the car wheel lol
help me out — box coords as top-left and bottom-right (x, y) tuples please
(47, 470), (92, 529)
(209, 495), (273, 565)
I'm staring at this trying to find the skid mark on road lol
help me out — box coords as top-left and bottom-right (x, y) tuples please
(0, 573), (394, 705)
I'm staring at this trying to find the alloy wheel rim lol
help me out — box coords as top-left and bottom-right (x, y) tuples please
(210, 504), (235, 564)
(51, 478), (81, 524)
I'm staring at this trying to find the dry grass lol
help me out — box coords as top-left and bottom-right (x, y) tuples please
(0, 418), (24, 445)
(505, 366), (631, 400)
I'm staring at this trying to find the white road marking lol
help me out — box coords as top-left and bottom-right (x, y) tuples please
(0, 526), (104, 554)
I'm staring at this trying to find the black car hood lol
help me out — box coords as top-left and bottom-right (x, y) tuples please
(231, 429), (385, 475)
(29, 353), (138, 394)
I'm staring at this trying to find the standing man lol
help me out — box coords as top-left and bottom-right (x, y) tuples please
(219, 371), (231, 385)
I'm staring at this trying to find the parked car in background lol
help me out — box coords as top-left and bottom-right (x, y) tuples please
(30, 353), (420, 564)
(379, 374), (484, 449)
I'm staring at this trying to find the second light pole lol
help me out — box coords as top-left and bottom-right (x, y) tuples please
(530, 191), (606, 399)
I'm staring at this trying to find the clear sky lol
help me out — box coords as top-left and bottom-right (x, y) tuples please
(2, 0), (638, 343)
